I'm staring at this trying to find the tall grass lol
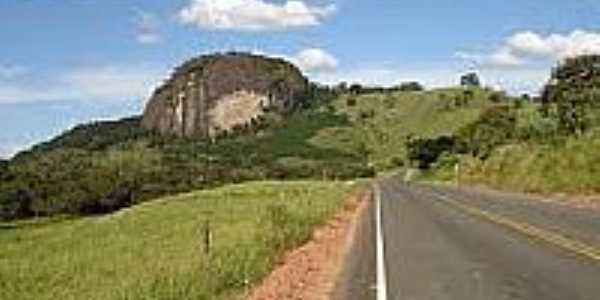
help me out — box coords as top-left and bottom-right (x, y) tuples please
(457, 135), (600, 195)
(0, 181), (362, 300)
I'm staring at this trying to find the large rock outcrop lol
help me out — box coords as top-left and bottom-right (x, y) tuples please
(142, 52), (309, 137)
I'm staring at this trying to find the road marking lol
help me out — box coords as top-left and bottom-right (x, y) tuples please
(431, 191), (600, 263)
(374, 184), (388, 300)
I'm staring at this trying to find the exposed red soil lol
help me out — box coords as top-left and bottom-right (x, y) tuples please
(246, 191), (369, 300)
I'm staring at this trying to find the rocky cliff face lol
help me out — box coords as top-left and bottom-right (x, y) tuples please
(142, 52), (309, 137)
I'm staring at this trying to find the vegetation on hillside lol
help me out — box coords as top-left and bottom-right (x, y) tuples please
(0, 84), (495, 220)
(0, 89), (373, 220)
(417, 55), (600, 195)
(9, 54), (599, 219)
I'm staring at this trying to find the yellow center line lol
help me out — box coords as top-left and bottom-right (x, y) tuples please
(434, 192), (600, 263)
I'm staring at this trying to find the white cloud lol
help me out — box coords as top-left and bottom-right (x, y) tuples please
(507, 30), (600, 59)
(0, 64), (28, 79)
(507, 31), (554, 57)
(137, 33), (161, 45)
(133, 9), (162, 45)
(178, 0), (336, 31)
(0, 85), (68, 104)
(313, 65), (459, 88)
(60, 65), (162, 100)
(312, 63), (549, 96)
(458, 30), (600, 68)
(289, 48), (338, 72)
(0, 64), (164, 104)
(479, 68), (549, 95)
(254, 47), (338, 73)
(0, 141), (35, 159)
(488, 47), (524, 68)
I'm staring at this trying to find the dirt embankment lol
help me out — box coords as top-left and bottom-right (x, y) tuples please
(247, 190), (370, 300)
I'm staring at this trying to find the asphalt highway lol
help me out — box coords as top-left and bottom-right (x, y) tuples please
(336, 177), (600, 300)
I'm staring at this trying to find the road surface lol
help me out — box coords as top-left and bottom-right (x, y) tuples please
(335, 177), (600, 300)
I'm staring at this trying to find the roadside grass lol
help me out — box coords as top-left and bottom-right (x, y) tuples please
(453, 134), (600, 195)
(0, 180), (364, 300)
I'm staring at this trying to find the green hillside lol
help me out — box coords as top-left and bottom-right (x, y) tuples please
(419, 55), (600, 196)
(0, 87), (494, 220)
(318, 88), (492, 170)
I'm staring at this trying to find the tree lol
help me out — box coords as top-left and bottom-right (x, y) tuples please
(460, 72), (481, 87)
(0, 159), (7, 175)
(398, 81), (424, 92)
(456, 104), (516, 159)
(0, 189), (35, 220)
(406, 135), (458, 169)
(489, 91), (507, 103)
(335, 82), (348, 94)
(541, 55), (600, 135)
(349, 83), (363, 95)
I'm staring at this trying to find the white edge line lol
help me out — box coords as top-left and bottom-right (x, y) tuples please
(375, 184), (388, 300)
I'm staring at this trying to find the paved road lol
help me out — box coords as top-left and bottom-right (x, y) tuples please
(336, 177), (600, 300)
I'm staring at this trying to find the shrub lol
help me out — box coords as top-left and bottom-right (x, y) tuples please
(397, 81), (424, 92)
(0, 189), (35, 220)
(489, 91), (507, 103)
(78, 187), (135, 215)
(390, 156), (405, 167)
(456, 104), (516, 159)
(346, 97), (357, 107)
(406, 135), (458, 169)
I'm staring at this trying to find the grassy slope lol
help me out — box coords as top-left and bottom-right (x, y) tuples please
(316, 88), (491, 171)
(0, 181), (362, 300)
(1, 88), (492, 219)
(457, 134), (600, 195)
(419, 101), (600, 196)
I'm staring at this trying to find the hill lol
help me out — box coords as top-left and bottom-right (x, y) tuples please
(142, 52), (309, 137)
(0, 85), (495, 220)
(418, 55), (600, 196)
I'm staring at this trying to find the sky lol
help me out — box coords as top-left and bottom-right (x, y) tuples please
(1, 0), (600, 158)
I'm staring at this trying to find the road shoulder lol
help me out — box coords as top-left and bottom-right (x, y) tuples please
(247, 190), (370, 300)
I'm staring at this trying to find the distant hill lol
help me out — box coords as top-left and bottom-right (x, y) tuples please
(17, 117), (145, 157)
(1, 82), (496, 220)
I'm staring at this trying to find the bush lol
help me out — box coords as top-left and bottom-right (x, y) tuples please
(358, 109), (375, 120)
(78, 187), (135, 215)
(346, 97), (357, 107)
(489, 91), (507, 103)
(390, 156), (405, 167)
(407, 135), (459, 169)
(397, 81), (424, 92)
(515, 109), (562, 144)
(0, 189), (35, 220)
(456, 104), (516, 159)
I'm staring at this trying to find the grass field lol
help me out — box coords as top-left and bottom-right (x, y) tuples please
(0, 180), (363, 300)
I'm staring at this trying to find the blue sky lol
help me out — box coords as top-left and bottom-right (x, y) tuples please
(1, 0), (600, 158)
